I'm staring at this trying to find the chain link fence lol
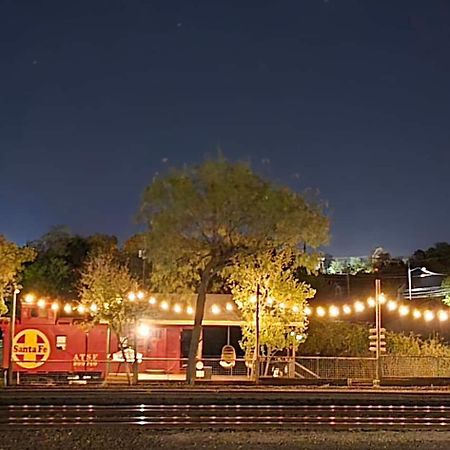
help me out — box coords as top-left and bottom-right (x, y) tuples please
(7, 355), (450, 385)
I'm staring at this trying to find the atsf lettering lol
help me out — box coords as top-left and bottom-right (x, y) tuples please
(72, 353), (99, 367)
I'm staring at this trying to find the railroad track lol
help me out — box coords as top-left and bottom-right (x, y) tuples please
(3, 403), (450, 429)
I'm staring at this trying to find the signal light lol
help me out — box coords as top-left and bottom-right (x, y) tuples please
(369, 327), (386, 353)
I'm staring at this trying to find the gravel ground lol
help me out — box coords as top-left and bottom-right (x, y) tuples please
(1, 429), (450, 450)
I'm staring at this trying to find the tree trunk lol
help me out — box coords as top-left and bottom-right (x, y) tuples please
(186, 260), (215, 385)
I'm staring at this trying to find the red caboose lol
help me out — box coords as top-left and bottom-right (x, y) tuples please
(1, 304), (110, 383)
(1, 294), (242, 384)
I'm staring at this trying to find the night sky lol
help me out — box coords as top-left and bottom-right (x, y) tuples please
(1, 1), (449, 257)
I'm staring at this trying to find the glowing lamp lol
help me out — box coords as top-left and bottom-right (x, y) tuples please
(37, 299), (46, 309)
(387, 301), (398, 312)
(316, 306), (326, 317)
(329, 306), (339, 317)
(137, 323), (150, 338)
(24, 294), (35, 304)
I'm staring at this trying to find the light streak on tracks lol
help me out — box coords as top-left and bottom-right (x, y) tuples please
(2, 404), (450, 430)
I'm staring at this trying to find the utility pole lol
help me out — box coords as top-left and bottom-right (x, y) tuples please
(138, 249), (146, 287)
(369, 279), (385, 387)
(407, 260), (412, 301)
(254, 283), (260, 384)
(8, 288), (20, 386)
(132, 318), (139, 385)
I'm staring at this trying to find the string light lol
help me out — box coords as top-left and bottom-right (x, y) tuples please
(316, 306), (326, 317)
(160, 301), (169, 311)
(19, 291), (450, 326)
(329, 305), (339, 317)
(37, 299), (46, 309)
(387, 300), (398, 311)
(24, 294), (35, 304)
(379, 294), (387, 305)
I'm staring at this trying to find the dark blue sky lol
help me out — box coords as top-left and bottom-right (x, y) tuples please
(1, 0), (449, 257)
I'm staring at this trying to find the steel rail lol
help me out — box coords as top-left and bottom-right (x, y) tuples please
(3, 403), (450, 430)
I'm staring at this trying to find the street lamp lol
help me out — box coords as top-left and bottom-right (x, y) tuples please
(8, 287), (20, 386)
(254, 284), (260, 383)
(407, 264), (444, 301)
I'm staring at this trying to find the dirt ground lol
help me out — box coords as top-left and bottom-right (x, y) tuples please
(2, 429), (450, 450)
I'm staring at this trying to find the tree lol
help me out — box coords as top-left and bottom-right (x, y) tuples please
(123, 233), (149, 283)
(78, 251), (140, 383)
(386, 332), (450, 357)
(227, 249), (315, 375)
(300, 319), (370, 356)
(326, 257), (372, 275)
(411, 242), (450, 274)
(23, 226), (119, 298)
(0, 235), (36, 314)
(140, 158), (329, 383)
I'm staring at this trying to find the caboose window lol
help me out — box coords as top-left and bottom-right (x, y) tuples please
(56, 335), (67, 350)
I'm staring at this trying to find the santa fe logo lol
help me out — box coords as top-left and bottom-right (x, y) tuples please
(12, 329), (51, 369)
